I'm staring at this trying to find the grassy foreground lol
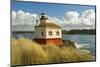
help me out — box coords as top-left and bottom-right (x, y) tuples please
(12, 38), (95, 65)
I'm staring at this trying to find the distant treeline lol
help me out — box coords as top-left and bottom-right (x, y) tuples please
(12, 31), (34, 34)
(62, 29), (96, 35)
(12, 29), (96, 35)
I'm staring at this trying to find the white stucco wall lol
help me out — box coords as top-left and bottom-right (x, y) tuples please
(46, 28), (62, 39)
(34, 27), (62, 39)
(34, 27), (46, 38)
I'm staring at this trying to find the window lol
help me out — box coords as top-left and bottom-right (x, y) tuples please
(56, 31), (59, 35)
(48, 31), (52, 36)
(41, 32), (44, 36)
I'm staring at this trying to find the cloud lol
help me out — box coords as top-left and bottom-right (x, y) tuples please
(64, 11), (79, 25)
(62, 9), (95, 30)
(46, 9), (95, 30)
(12, 9), (95, 31)
(12, 10), (37, 31)
(81, 9), (95, 25)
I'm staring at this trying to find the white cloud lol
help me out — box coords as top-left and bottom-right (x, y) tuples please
(47, 16), (63, 26)
(12, 9), (95, 31)
(47, 9), (95, 30)
(64, 11), (79, 25)
(62, 9), (95, 30)
(12, 10), (37, 31)
(12, 10), (37, 25)
(81, 9), (95, 25)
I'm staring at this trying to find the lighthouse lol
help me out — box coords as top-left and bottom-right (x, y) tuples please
(34, 13), (63, 46)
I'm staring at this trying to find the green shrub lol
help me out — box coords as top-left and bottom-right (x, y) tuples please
(63, 40), (76, 48)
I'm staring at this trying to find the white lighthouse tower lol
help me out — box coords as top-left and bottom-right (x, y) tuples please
(34, 13), (63, 46)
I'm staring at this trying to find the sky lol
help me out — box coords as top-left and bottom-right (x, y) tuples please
(12, 0), (96, 31)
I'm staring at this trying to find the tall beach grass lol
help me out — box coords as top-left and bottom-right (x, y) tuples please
(12, 37), (95, 65)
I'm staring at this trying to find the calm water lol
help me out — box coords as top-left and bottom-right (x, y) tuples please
(12, 33), (96, 56)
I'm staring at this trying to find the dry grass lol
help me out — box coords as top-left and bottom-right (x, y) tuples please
(44, 45), (66, 63)
(62, 47), (93, 62)
(12, 38), (23, 65)
(12, 38), (49, 65)
(12, 37), (95, 65)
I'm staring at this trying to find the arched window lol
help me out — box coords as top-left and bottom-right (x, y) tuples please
(48, 31), (52, 36)
(56, 31), (59, 35)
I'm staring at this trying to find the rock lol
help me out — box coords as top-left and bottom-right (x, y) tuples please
(63, 40), (76, 48)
